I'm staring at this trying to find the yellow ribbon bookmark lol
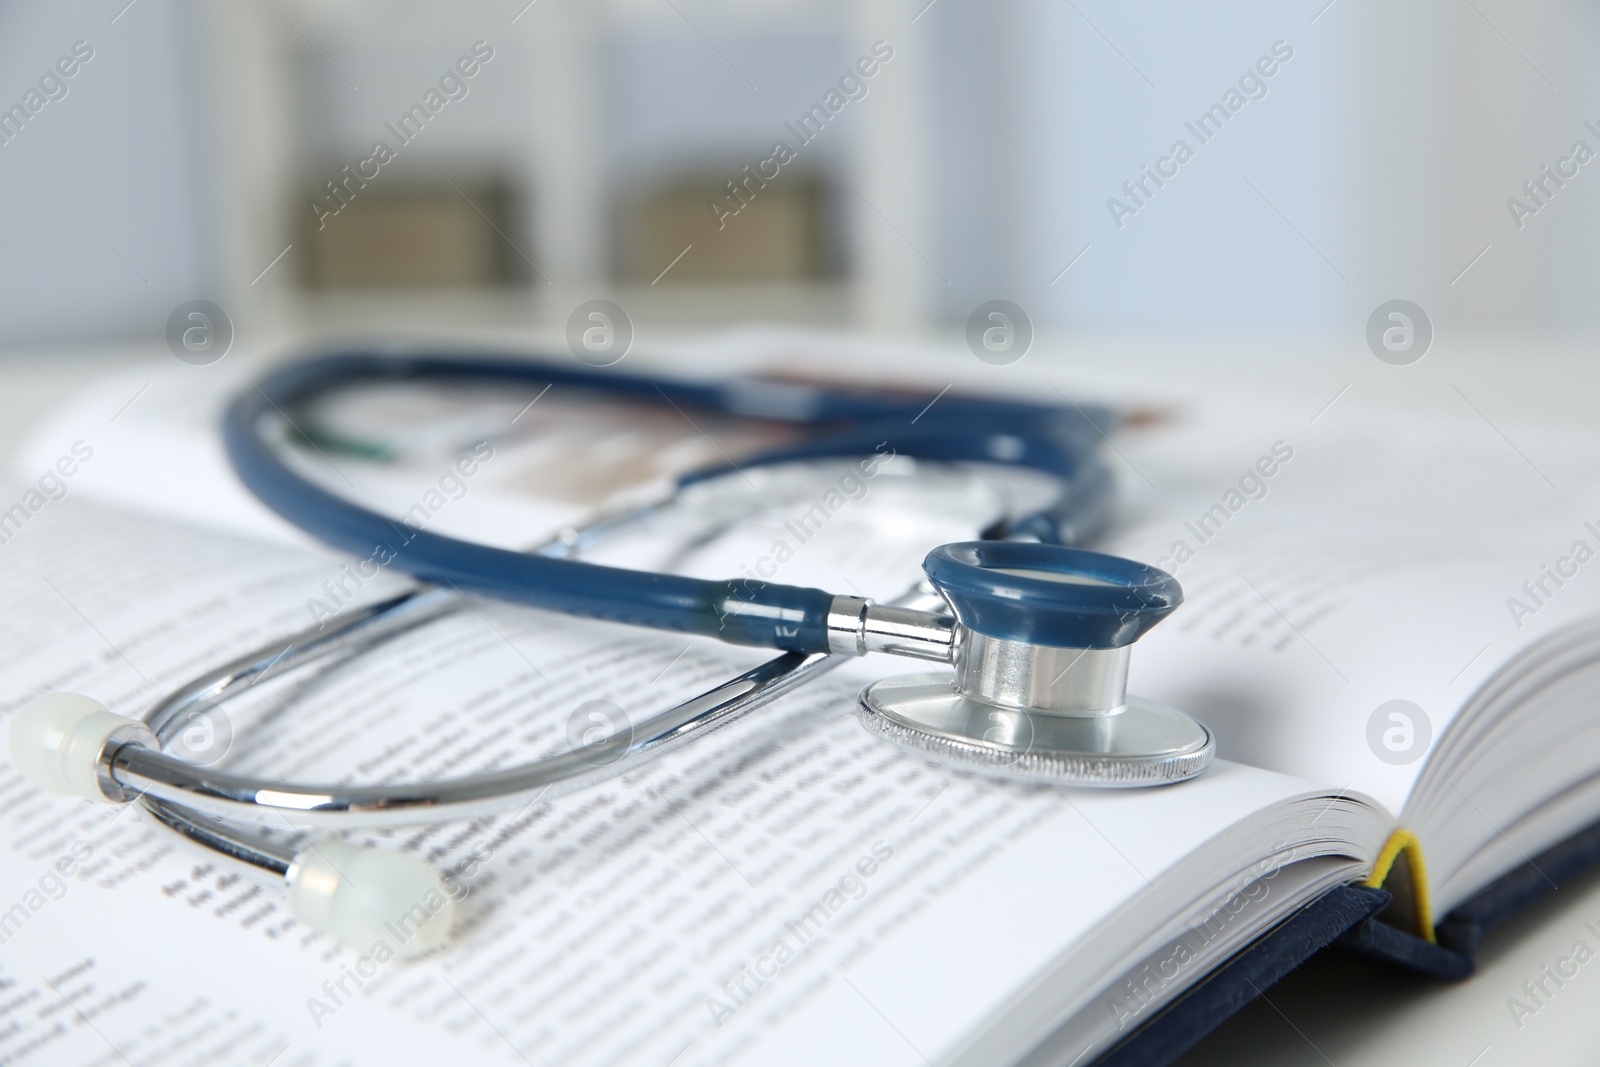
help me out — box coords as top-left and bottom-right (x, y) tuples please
(1364, 829), (1435, 943)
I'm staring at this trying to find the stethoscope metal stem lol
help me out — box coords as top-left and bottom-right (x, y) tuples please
(825, 595), (956, 660)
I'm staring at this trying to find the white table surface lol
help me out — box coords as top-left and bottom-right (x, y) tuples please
(5, 332), (1599, 1067)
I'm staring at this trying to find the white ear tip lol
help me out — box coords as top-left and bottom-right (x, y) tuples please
(287, 841), (455, 959)
(8, 693), (143, 801)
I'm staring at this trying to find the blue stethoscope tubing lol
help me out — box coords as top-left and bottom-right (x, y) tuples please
(222, 351), (1118, 655)
(3, 349), (1203, 960)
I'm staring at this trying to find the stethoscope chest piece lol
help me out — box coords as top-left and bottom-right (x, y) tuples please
(858, 543), (1214, 787)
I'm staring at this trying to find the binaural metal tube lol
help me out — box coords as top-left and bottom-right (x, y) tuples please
(143, 587), (459, 743)
(117, 649), (844, 829)
(140, 796), (297, 877)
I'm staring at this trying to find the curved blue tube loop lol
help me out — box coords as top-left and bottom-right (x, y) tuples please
(223, 351), (1115, 654)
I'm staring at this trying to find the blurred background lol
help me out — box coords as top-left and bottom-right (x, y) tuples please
(4, 5), (1600, 1062)
(0, 0), (1596, 355)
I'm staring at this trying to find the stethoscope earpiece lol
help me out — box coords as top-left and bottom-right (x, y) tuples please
(9, 692), (154, 804)
(11, 693), (455, 958)
(285, 840), (455, 959)
(857, 542), (1214, 787)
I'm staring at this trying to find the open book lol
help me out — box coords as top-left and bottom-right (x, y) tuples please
(3, 357), (1597, 1065)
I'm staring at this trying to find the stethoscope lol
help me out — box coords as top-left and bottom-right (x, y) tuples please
(9, 350), (1214, 956)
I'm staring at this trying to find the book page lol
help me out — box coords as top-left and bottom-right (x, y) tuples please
(1098, 393), (1600, 815)
(0, 492), (1333, 1067)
